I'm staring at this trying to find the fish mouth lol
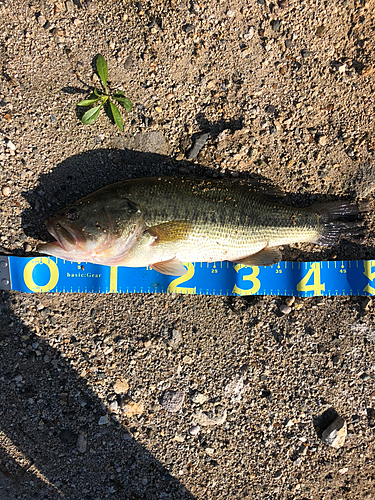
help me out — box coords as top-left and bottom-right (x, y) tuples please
(42, 217), (82, 252)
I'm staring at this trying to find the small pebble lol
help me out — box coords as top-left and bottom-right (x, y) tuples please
(65, 0), (75, 13)
(5, 140), (16, 151)
(226, 10), (235, 18)
(36, 14), (47, 26)
(161, 390), (185, 413)
(124, 54), (133, 69)
(114, 379), (129, 394)
(98, 415), (109, 425)
(76, 433), (87, 453)
(168, 329), (182, 347)
(2, 186), (11, 197)
(51, 27), (64, 37)
(191, 392), (208, 404)
(270, 20), (281, 32)
(110, 400), (118, 411)
(182, 24), (195, 34)
(318, 135), (328, 146)
(189, 425), (200, 436)
(122, 400), (144, 416)
(94, 135), (104, 145)
(195, 409), (227, 427)
(301, 49), (310, 58)
(243, 27), (255, 41)
(173, 434), (185, 443)
(321, 416), (347, 448)
(315, 25), (326, 37)
(332, 355), (340, 366)
(187, 133), (210, 160)
(285, 296), (295, 307)
(279, 304), (292, 315)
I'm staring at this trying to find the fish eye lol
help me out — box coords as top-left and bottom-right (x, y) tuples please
(66, 207), (80, 220)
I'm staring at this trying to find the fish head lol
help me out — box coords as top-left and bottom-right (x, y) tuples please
(38, 191), (143, 265)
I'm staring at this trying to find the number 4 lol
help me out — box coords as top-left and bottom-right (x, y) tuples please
(296, 263), (325, 296)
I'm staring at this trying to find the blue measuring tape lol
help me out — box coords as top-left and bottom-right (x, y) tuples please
(1, 256), (375, 297)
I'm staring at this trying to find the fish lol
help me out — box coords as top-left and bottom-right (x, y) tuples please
(38, 176), (360, 276)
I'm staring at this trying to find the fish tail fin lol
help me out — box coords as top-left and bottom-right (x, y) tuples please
(313, 200), (366, 246)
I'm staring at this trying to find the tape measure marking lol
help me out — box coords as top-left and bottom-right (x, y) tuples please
(1, 256), (375, 297)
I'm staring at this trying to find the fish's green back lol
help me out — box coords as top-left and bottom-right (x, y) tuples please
(93, 177), (321, 247)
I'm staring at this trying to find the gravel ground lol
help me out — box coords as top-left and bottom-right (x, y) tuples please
(1, 0), (375, 499)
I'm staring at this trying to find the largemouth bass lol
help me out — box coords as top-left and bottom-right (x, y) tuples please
(38, 177), (359, 275)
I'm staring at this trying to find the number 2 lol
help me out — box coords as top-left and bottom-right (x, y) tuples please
(167, 263), (196, 294)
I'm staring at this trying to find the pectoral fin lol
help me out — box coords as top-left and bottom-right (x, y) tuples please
(146, 220), (192, 243)
(234, 247), (282, 267)
(151, 259), (187, 276)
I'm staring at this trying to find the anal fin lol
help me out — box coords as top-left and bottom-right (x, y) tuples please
(234, 247), (282, 267)
(151, 259), (187, 276)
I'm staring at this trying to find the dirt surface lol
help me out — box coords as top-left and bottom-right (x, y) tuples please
(1, 0), (375, 499)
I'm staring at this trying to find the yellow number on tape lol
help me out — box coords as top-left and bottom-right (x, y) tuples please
(363, 261), (375, 295)
(232, 264), (261, 296)
(167, 263), (196, 294)
(23, 257), (59, 293)
(297, 263), (325, 296)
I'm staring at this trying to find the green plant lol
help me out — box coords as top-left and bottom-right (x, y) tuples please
(77, 54), (132, 132)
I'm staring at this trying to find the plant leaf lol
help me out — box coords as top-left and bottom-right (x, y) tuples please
(96, 54), (108, 91)
(114, 97), (133, 112)
(113, 90), (125, 97)
(81, 104), (102, 125)
(109, 100), (124, 131)
(77, 97), (101, 106)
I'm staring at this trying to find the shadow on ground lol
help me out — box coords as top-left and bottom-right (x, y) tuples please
(0, 294), (196, 500)
(21, 147), (373, 260)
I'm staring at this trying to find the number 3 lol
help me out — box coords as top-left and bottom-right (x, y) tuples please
(232, 264), (261, 296)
